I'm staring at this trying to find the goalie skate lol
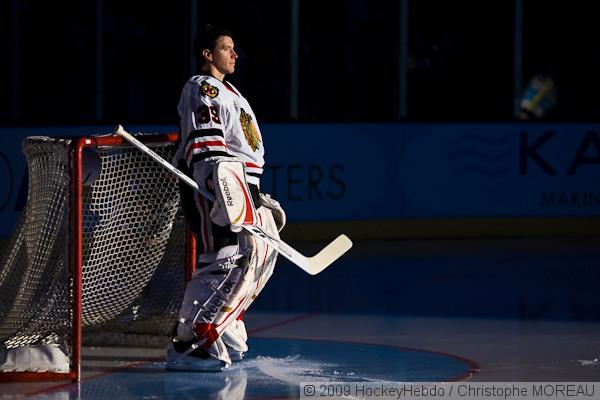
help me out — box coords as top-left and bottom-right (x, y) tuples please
(166, 340), (229, 372)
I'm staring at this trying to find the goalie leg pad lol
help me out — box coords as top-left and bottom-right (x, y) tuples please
(171, 206), (280, 367)
(234, 206), (280, 317)
(174, 256), (254, 366)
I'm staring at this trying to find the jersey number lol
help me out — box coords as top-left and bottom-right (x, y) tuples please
(197, 105), (221, 124)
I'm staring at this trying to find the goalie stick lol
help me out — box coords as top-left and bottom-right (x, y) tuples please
(115, 125), (352, 275)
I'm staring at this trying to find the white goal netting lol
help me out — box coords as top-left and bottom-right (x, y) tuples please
(0, 135), (188, 366)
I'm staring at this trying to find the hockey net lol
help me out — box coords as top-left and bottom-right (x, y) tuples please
(0, 133), (194, 382)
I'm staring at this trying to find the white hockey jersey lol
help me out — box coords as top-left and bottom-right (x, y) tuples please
(174, 75), (265, 191)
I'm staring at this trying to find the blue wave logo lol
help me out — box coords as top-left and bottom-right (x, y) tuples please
(448, 134), (514, 177)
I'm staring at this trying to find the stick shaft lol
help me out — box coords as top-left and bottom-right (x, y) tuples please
(115, 125), (350, 274)
(116, 126), (215, 201)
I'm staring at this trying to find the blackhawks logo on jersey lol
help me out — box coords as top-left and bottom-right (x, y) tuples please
(240, 108), (261, 151)
(200, 80), (219, 98)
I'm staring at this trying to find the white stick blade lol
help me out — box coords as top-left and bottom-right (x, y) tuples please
(307, 234), (353, 275)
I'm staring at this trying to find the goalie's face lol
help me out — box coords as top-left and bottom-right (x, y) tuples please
(204, 36), (238, 80)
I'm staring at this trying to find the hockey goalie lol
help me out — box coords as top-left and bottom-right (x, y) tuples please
(165, 24), (286, 371)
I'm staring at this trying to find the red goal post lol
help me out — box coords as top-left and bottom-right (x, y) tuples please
(0, 133), (196, 382)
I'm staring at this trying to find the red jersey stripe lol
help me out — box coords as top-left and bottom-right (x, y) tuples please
(185, 140), (227, 159)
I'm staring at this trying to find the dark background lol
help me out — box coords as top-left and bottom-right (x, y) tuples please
(1, 0), (599, 125)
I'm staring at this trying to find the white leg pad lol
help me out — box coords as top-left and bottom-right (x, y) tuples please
(170, 207), (279, 369)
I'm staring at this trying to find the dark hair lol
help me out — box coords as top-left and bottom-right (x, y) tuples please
(193, 24), (232, 65)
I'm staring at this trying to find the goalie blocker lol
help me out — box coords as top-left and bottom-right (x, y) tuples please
(211, 161), (285, 232)
(211, 161), (257, 230)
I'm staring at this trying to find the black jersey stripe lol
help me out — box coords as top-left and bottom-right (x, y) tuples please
(189, 151), (233, 166)
(186, 128), (224, 146)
